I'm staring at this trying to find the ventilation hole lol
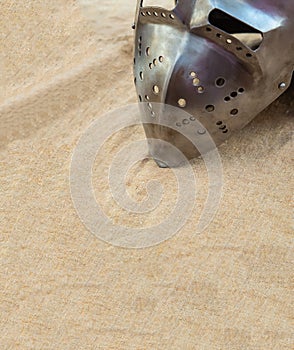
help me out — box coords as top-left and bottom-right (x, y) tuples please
(170, 14), (175, 19)
(230, 91), (238, 98)
(198, 129), (206, 135)
(153, 58), (157, 66)
(219, 125), (226, 130)
(176, 122), (181, 127)
(216, 77), (226, 87)
(134, 77), (137, 85)
(224, 96), (231, 102)
(153, 85), (160, 94)
(141, 12), (146, 16)
(139, 95), (142, 102)
(223, 129), (229, 133)
(153, 11), (158, 17)
(206, 27), (212, 32)
(197, 86), (204, 93)
(151, 111), (155, 117)
(246, 53), (252, 57)
(236, 46), (243, 51)
(138, 36), (142, 42)
(138, 43), (142, 50)
(147, 102), (152, 110)
(139, 72), (144, 80)
(149, 63), (153, 69)
(193, 78), (200, 86)
(230, 108), (239, 115)
(238, 88), (245, 93)
(183, 119), (189, 125)
(161, 13), (166, 18)
(216, 121), (223, 126)
(190, 71), (197, 78)
(178, 98), (186, 108)
(146, 47), (150, 56)
(159, 56), (164, 62)
(145, 95), (150, 101)
(226, 38), (232, 44)
(205, 105), (215, 112)
(190, 117), (196, 121)
(147, 11), (152, 16)
(133, 58), (136, 65)
(216, 33), (222, 38)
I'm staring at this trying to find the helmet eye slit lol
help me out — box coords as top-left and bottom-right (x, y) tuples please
(208, 8), (263, 50)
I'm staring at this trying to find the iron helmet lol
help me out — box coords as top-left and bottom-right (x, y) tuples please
(133, 0), (294, 166)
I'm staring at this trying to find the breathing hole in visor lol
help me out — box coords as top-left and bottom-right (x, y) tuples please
(208, 9), (263, 50)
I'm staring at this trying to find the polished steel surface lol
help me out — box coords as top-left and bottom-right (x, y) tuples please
(133, 0), (294, 166)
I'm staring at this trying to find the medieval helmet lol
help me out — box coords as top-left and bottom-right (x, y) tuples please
(133, 0), (294, 166)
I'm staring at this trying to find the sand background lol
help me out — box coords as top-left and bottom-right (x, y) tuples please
(1, 1), (293, 349)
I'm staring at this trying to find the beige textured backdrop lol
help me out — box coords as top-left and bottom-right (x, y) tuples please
(1, 1), (293, 349)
